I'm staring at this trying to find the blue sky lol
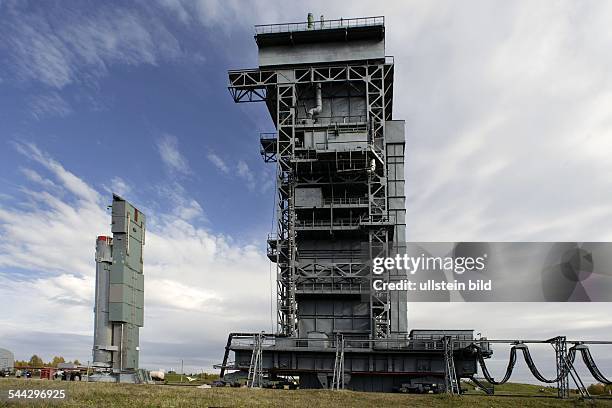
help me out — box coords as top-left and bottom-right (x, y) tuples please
(0, 0), (274, 239)
(1, 0), (611, 382)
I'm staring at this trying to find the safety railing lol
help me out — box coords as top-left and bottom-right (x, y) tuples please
(297, 115), (368, 125)
(260, 132), (277, 142)
(255, 16), (384, 35)
(228, 334), (482, 352)
(322, 197), (369, 206)
(295, 217), (362, 228)
(296, 282), (369, 293)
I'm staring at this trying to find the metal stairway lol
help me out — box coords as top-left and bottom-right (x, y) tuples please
(332, 334), (345, 390)
(247, 333), (264, 388)
(444, 336), (460, 395)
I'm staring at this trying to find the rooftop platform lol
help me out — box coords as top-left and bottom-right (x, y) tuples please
(254, 16), (386, 67)
(255, 16), (384, 47)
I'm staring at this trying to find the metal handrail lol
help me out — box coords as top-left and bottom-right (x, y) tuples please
(296, 282), (368, 292)
(298, 115), (368, 124)
(255, 16), (384, 35)
(228, 334), (482, 351)
(296, 215), (390, 227)
(322, 197), (368, 205)
(296, 218), (362, 228)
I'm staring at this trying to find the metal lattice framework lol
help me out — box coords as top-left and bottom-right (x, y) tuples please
(275, 83), (299, 336)
(554, 336), (570, 399)
(228, 64), (394, 119)
(444, 336), (460, 395)
(229, 61), (395, 338)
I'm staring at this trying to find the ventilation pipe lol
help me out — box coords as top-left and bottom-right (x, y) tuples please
(307, 83), (322, 119)
(367, 159), (376, 175)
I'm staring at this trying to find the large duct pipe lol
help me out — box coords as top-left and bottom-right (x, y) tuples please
(307, 83), (322, 119)
(92, 236), (113, 366)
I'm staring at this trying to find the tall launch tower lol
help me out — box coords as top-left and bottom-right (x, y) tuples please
(219, 15), (488, 392)
(233, 15), (407, 341)
(92, 194), (145, 381)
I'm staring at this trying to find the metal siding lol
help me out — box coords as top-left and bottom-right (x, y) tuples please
(259, 40), (384, 67)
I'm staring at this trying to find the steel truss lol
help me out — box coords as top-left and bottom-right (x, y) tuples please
(276, 83), (298, 336)
(229, 60), (396, 339)
(228, 63), (394, 121)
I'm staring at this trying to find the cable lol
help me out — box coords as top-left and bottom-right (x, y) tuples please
(472, 345), (516, 385)
(521, 346), (561, 383)
(577, 347), (612, 385)
(473, 343), (577, 385)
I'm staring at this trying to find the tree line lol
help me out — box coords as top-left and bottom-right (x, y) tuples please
(13, 355), (81, 368)
(587, 383), (612, 395)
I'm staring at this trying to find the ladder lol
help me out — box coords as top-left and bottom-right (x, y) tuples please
(444, 336), (460, 395)
(247, 333), (263, 388)
(332, 334), (345, 390)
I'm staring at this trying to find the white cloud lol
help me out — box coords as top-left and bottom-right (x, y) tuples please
(146, 279), (222, 311)
(0, 2), (181, 88)
(156, 0), (271, 31)
(0, 145), (106, 276)
(107, 177), (132, 197)
(206, 151), (229, 173)
(14, 142), (100, 204)
(175, 0), (612, 241)
(236, 160), (255, 191)
(0, 144), (271, 369)
(157, 0), (191, 24)
(27, 92), (73, 120)
(155, 182), (205, 222)
(208, 154), (271, 193)
(20, 168), (57, 189)
(0, 274), (94, 336)
(157, 134), (191, 175)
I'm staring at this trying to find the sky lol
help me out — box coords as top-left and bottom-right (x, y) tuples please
(0, 0), (611, 384)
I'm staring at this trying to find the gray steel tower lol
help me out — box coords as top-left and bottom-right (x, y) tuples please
(92, 195), (145, 380)
(219, 15), (489, 392)
(232, 15), (406, 340)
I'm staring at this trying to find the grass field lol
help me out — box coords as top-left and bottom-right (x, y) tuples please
(1, 378), (612, 407)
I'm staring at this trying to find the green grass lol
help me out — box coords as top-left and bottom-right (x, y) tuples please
(163, 372), (219, 386)
(1, 378), (611, 407)
(463, 380), (561, 396)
